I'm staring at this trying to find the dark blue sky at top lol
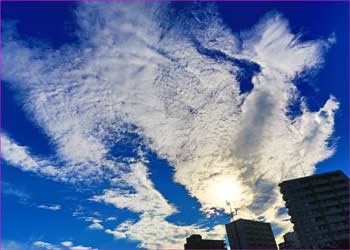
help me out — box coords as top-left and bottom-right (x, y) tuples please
(1, 1), (349, 249)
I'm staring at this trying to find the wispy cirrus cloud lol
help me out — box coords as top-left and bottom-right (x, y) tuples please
(33, 240), (96, 250)
(33, 241), (57, 250)
(37, 204), (61, 211)
(2, 181), (30, 202)
(92, 162), (226, 248)
(1, 134), (61, 178)
(2, 240), (28, 250)
(106, 217), (117, 221)
(2, 2), (338, 247)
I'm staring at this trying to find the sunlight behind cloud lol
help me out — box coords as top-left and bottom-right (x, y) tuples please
(215, 179), (243, 203)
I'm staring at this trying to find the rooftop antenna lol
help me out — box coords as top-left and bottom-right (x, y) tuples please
(226, 201), (238, 221)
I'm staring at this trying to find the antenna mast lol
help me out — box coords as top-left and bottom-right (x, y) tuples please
(226, 201), (238, 221)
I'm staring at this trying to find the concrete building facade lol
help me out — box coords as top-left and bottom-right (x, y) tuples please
(279, 170), (349, 249)
(184, 234), (226, 249)
(225, 218), (277, 249)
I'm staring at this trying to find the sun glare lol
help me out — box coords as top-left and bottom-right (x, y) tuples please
(215, 179), (243, 202)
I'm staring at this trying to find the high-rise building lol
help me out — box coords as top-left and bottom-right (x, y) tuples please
(278, 232), (300, 249)
(225, 218), (277, 249)
(184, 234), (226, 249)
(279, 170), (349, 249)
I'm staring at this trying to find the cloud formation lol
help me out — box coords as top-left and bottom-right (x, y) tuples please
(61, 241), (73, 247)
(2, 2), (338, 248)
(1, 134), (61, 178)
(32, 240), (95, 250)
(37, 204), (61, 211)
(33, 241), (56, 249)
(87, 218), (104, 231)
(2, 182), (30, 202)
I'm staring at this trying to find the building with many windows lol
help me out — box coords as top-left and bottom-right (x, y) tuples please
(279, 170), (349, 249)
(225, 218), (277, 249)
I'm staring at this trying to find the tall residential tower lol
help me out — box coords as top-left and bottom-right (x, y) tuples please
(279, 170), (349, 249)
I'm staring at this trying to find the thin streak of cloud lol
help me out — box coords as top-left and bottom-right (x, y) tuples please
(37, 204), (61, 211)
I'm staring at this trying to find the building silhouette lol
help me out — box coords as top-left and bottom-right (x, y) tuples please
(278, 232), (300, 249)
(279, 170), (349, 249)
(184, 234), (226, 249)
(225, 218), (277, 249)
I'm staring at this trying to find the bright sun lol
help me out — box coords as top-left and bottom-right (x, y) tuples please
(215, 179), (243, 202)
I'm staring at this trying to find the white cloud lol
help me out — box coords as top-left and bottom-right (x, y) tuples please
(1, 133), (62, 178)
(1, 134), (41, 172)
(88, 222), (104, 230)
(71, 210), (107, 231)
(105, 216), (226, 249)
(33, 241), (57, 249)
(240, 13), (334, 77)
(83, 217), (102, 223)
(93, 162), (227, 248)
(61, 241), (73, 247)
(37, 204), (61, 211)
(70, 246), (95, 250)
(2, 2), (339, 248)
(1, 133), (104, 183)
(33, 240), (96, 250)
(91, 163), (177, 217)
(105, 229), (126, 239)
(106, 216), (117, 221)
(2, 182), (30, 201)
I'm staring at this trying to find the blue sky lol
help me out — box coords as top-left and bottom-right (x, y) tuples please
(1, 2), (349, 249)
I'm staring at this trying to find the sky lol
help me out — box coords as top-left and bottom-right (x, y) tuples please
(1, 1), (349, 250)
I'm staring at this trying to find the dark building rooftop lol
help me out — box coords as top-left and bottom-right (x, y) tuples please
(279, 170), (347, 185)
(278, 232), (300, 249)
(184, 234), (226, 250)
(225, 218), (277, 249)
